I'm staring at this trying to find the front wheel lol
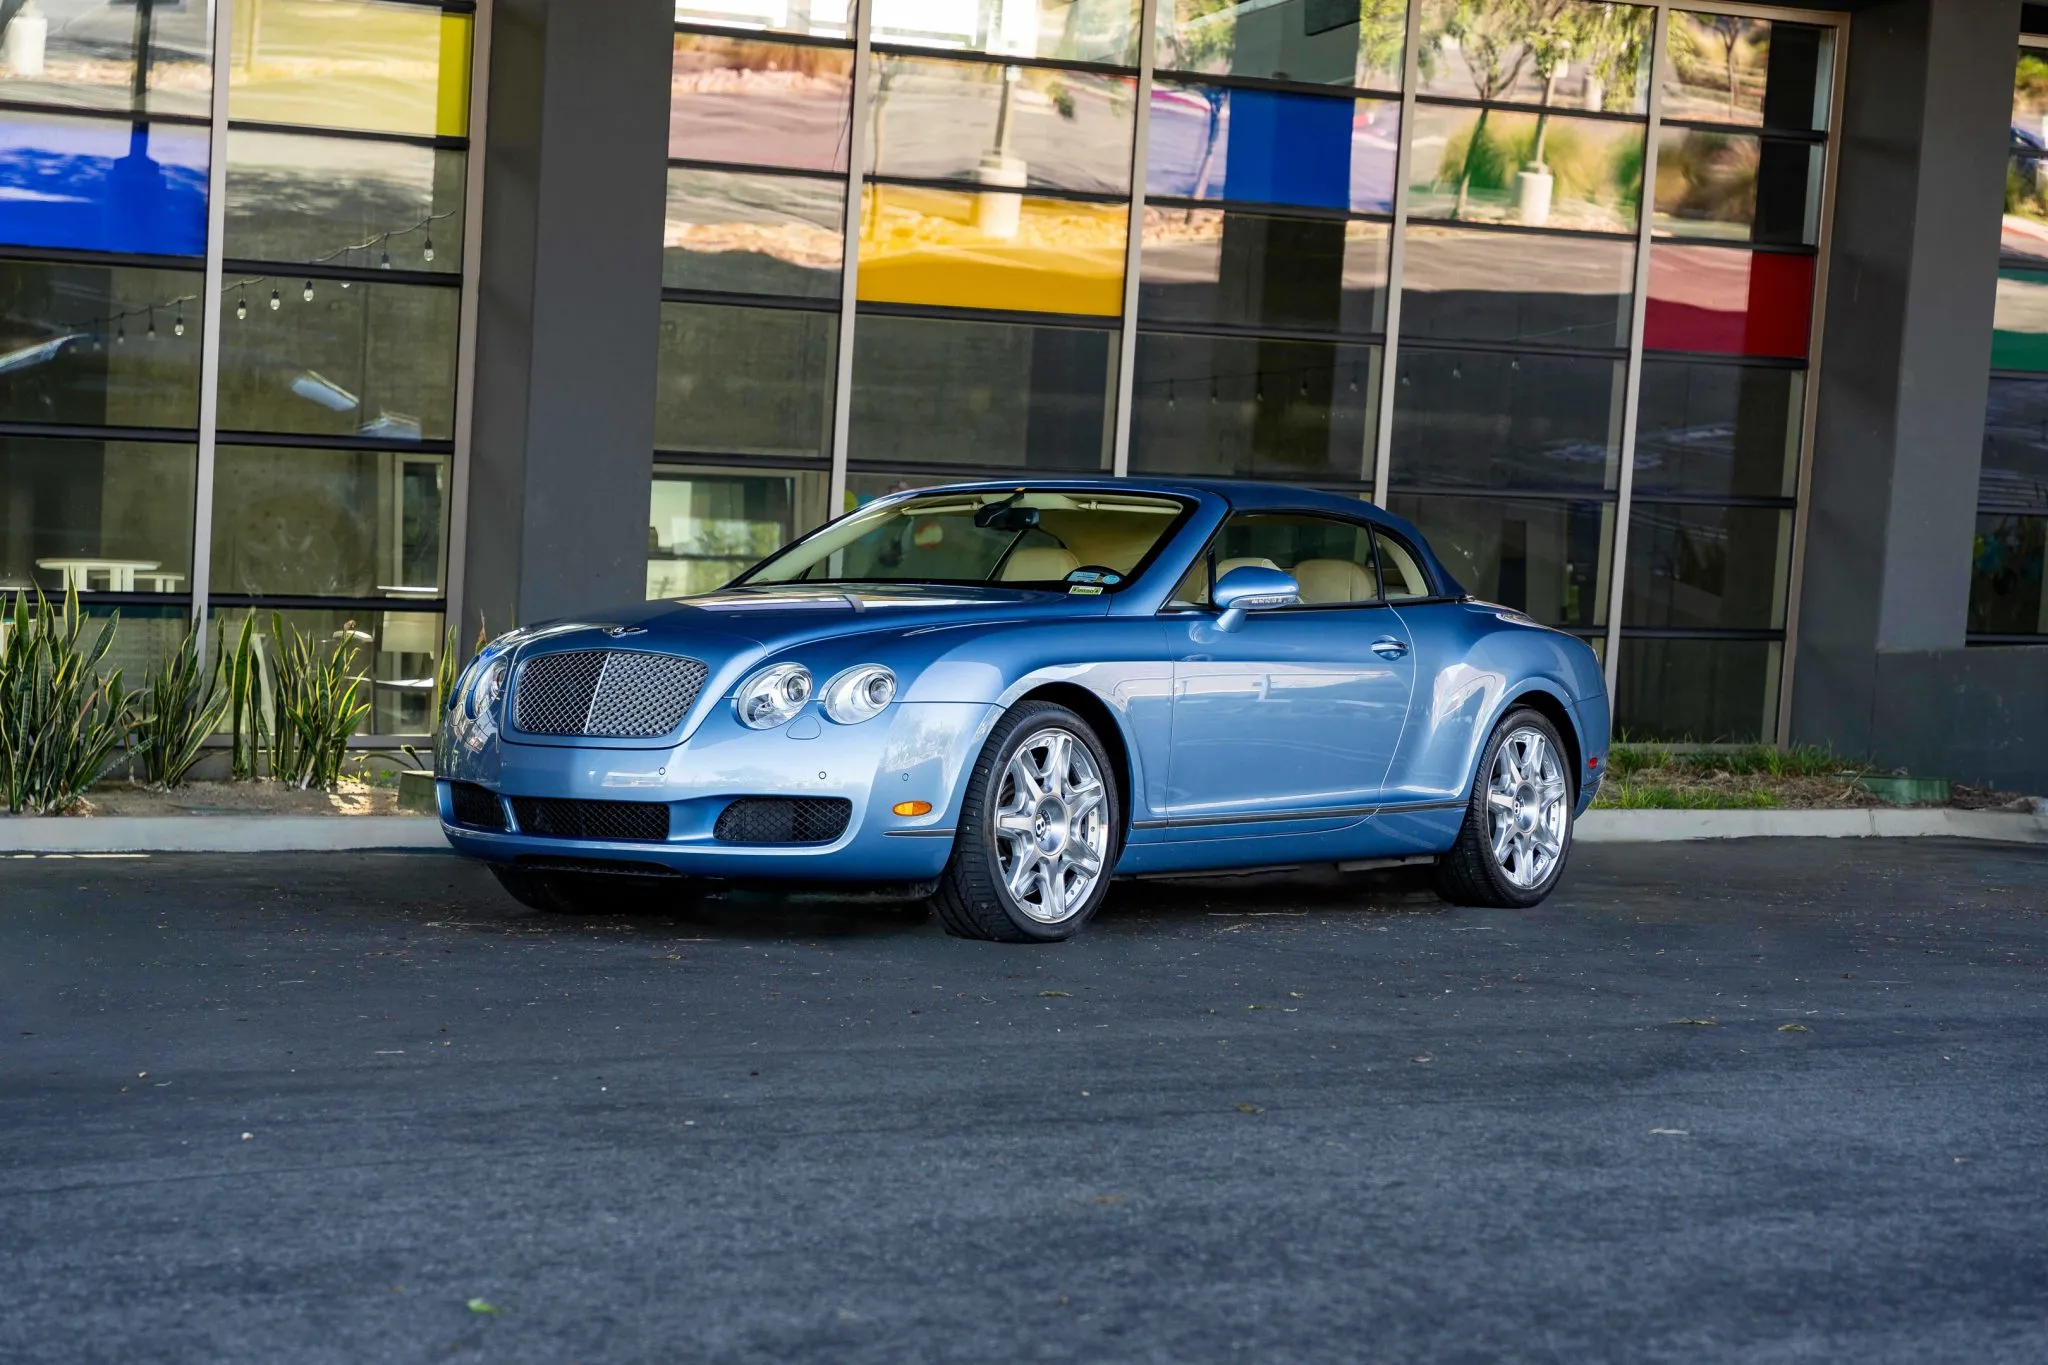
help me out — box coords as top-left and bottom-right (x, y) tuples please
(933, 702), (1121, 942)
(1434, 707), (1575, 909)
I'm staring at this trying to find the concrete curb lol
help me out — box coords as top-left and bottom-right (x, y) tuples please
(1575, 807), (2048, 844)
(1, 809), (2045, 854)
(0, 816), (448, 854)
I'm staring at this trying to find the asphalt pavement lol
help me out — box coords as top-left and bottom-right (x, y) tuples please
(4, 840), (2046, 1364)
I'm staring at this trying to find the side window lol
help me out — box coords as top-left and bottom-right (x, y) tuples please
(1212, 514), (1381, 606)
(1374, 529), (1433, 601)
(1167, 553), (1212, 608)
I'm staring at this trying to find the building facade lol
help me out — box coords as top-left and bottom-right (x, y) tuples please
(3, 0), (2043, 789)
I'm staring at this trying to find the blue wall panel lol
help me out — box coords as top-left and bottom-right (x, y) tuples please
(0, 114), (209, 257)
(1145, 81), (1396, 214)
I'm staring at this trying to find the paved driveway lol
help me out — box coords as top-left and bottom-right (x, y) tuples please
(4, 840), (2046, 1363)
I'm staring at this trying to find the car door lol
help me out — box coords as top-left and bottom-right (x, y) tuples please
(1161, 512), (1417, 835)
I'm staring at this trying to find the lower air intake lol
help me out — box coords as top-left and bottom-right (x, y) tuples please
(714, 797), (853, 844)
(447, 781), (507, 831)
(510, 797), (670, 843)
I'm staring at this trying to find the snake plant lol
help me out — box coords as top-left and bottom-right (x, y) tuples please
(0, 587), (139, 814)
(264, 614), (372, 790)
(133, 625), (230, 791)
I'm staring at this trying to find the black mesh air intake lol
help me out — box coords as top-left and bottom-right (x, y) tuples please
(509, 797), (670, 843)
(713, 797), (853, 844)
(447, 781), (507, 831)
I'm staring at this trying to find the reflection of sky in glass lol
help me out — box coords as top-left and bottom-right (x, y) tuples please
(0, 114), (208, 255)
(1146, 83), (1397, 213)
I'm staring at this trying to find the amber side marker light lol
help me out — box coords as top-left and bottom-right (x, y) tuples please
(892, 800), (933, 817)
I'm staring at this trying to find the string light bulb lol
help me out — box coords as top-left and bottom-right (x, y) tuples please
(268, 288), (281, 311)
(115, 320), (126, 345)
(236, 293), (248, 321)
(379, 249), (392, 270)
(146, 311), (156, 341)
(303, 280), (315, 302)
(421, 235), (434, 264)
(173, 312), (185, 337)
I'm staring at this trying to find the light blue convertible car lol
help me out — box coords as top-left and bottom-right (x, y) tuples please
(439, 479), (1610, 941)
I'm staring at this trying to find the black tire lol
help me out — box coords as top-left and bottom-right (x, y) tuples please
(1434, 706), (1576, 909)
(490, 865), (691, 915)
(932, 701), (1122, 943)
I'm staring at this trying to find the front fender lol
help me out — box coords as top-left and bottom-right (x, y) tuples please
(894, 618), (1177, 828)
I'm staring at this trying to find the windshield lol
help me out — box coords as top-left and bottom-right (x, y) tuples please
(735, 488), (1191, 590)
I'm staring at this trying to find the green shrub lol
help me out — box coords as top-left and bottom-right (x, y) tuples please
(133, 627), (230, 790)
(0, 588), (139, 814)
(265, 614), (372, 791)
(1596, 781), (1780, 811)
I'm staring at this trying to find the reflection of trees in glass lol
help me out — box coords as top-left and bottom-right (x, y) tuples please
(1420, 1), (1647, 218)
(1658, 129), (1755, 230)
(1159, 0), (1405, 78)
(1666, 13), (1759, 121)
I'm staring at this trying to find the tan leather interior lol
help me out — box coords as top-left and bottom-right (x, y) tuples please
(1293, 557), (1377, 605)
(1214, 556), (1281, 579)
(999, 545), (1081, 581)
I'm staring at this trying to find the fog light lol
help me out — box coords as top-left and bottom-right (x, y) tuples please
(892, 800), (932, 817)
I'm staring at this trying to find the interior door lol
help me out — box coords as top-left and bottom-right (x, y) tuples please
(1161, 514), (1417, 835)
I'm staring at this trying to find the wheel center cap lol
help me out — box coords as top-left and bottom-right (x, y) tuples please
(1514, 782), (1538, 831)
(1033, 797), (1069, 854)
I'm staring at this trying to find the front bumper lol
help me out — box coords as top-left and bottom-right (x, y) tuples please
(438, 700), (1000, 883)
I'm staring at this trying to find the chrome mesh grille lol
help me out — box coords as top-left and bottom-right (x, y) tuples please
(512, 650), (707, 738)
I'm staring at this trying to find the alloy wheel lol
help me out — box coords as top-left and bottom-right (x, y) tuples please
(1485, 726), (1570, 890)
(991, 726), (1110, 924)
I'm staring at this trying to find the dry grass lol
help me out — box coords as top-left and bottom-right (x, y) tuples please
(67, 779), (398, 818)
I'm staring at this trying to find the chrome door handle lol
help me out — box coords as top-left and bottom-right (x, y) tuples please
(1371, 637), (1408, 660)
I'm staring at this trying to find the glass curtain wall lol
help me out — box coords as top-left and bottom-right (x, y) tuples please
(0, 0), (475, 736)
(212, 0), (473, 735)
(1974, 39), (2048, 644)
(0, 0), (214, 677)
(646, 0), (1840, 744)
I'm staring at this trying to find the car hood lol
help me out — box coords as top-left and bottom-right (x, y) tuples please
(588, 583), (1107, 652)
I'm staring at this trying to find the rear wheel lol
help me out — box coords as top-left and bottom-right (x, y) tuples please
(490, 865), (690, 915)
(1434, 707), (1575, 909)
(933, 702), (1120, 942)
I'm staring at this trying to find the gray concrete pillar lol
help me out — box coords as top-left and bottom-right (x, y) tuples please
(1791, 0), (2046, 785)
(461, 0), (672, 636)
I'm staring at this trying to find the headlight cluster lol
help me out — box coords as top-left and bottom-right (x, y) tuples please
(821, 664), (897, 725)
(466, 657), (508, 721)
(735, 663), (896, 729)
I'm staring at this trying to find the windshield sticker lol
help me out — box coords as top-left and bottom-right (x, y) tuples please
(1068, 584), (1104, 595)
(1065, 569), (1124, 586)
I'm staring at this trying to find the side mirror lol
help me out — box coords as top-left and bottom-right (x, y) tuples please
(1212, 565), (1301, 632)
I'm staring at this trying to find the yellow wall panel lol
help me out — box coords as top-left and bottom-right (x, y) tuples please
(855, 186), (1127, 316)
(230, 0), (472, 139)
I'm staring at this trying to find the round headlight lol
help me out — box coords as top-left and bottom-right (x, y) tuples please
(466, 657), (507, 721)
(735, 662), (813, 729)
(821, 665), (896, 725)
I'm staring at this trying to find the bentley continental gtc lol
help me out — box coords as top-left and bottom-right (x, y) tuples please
(438, 480), (1611, 941)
